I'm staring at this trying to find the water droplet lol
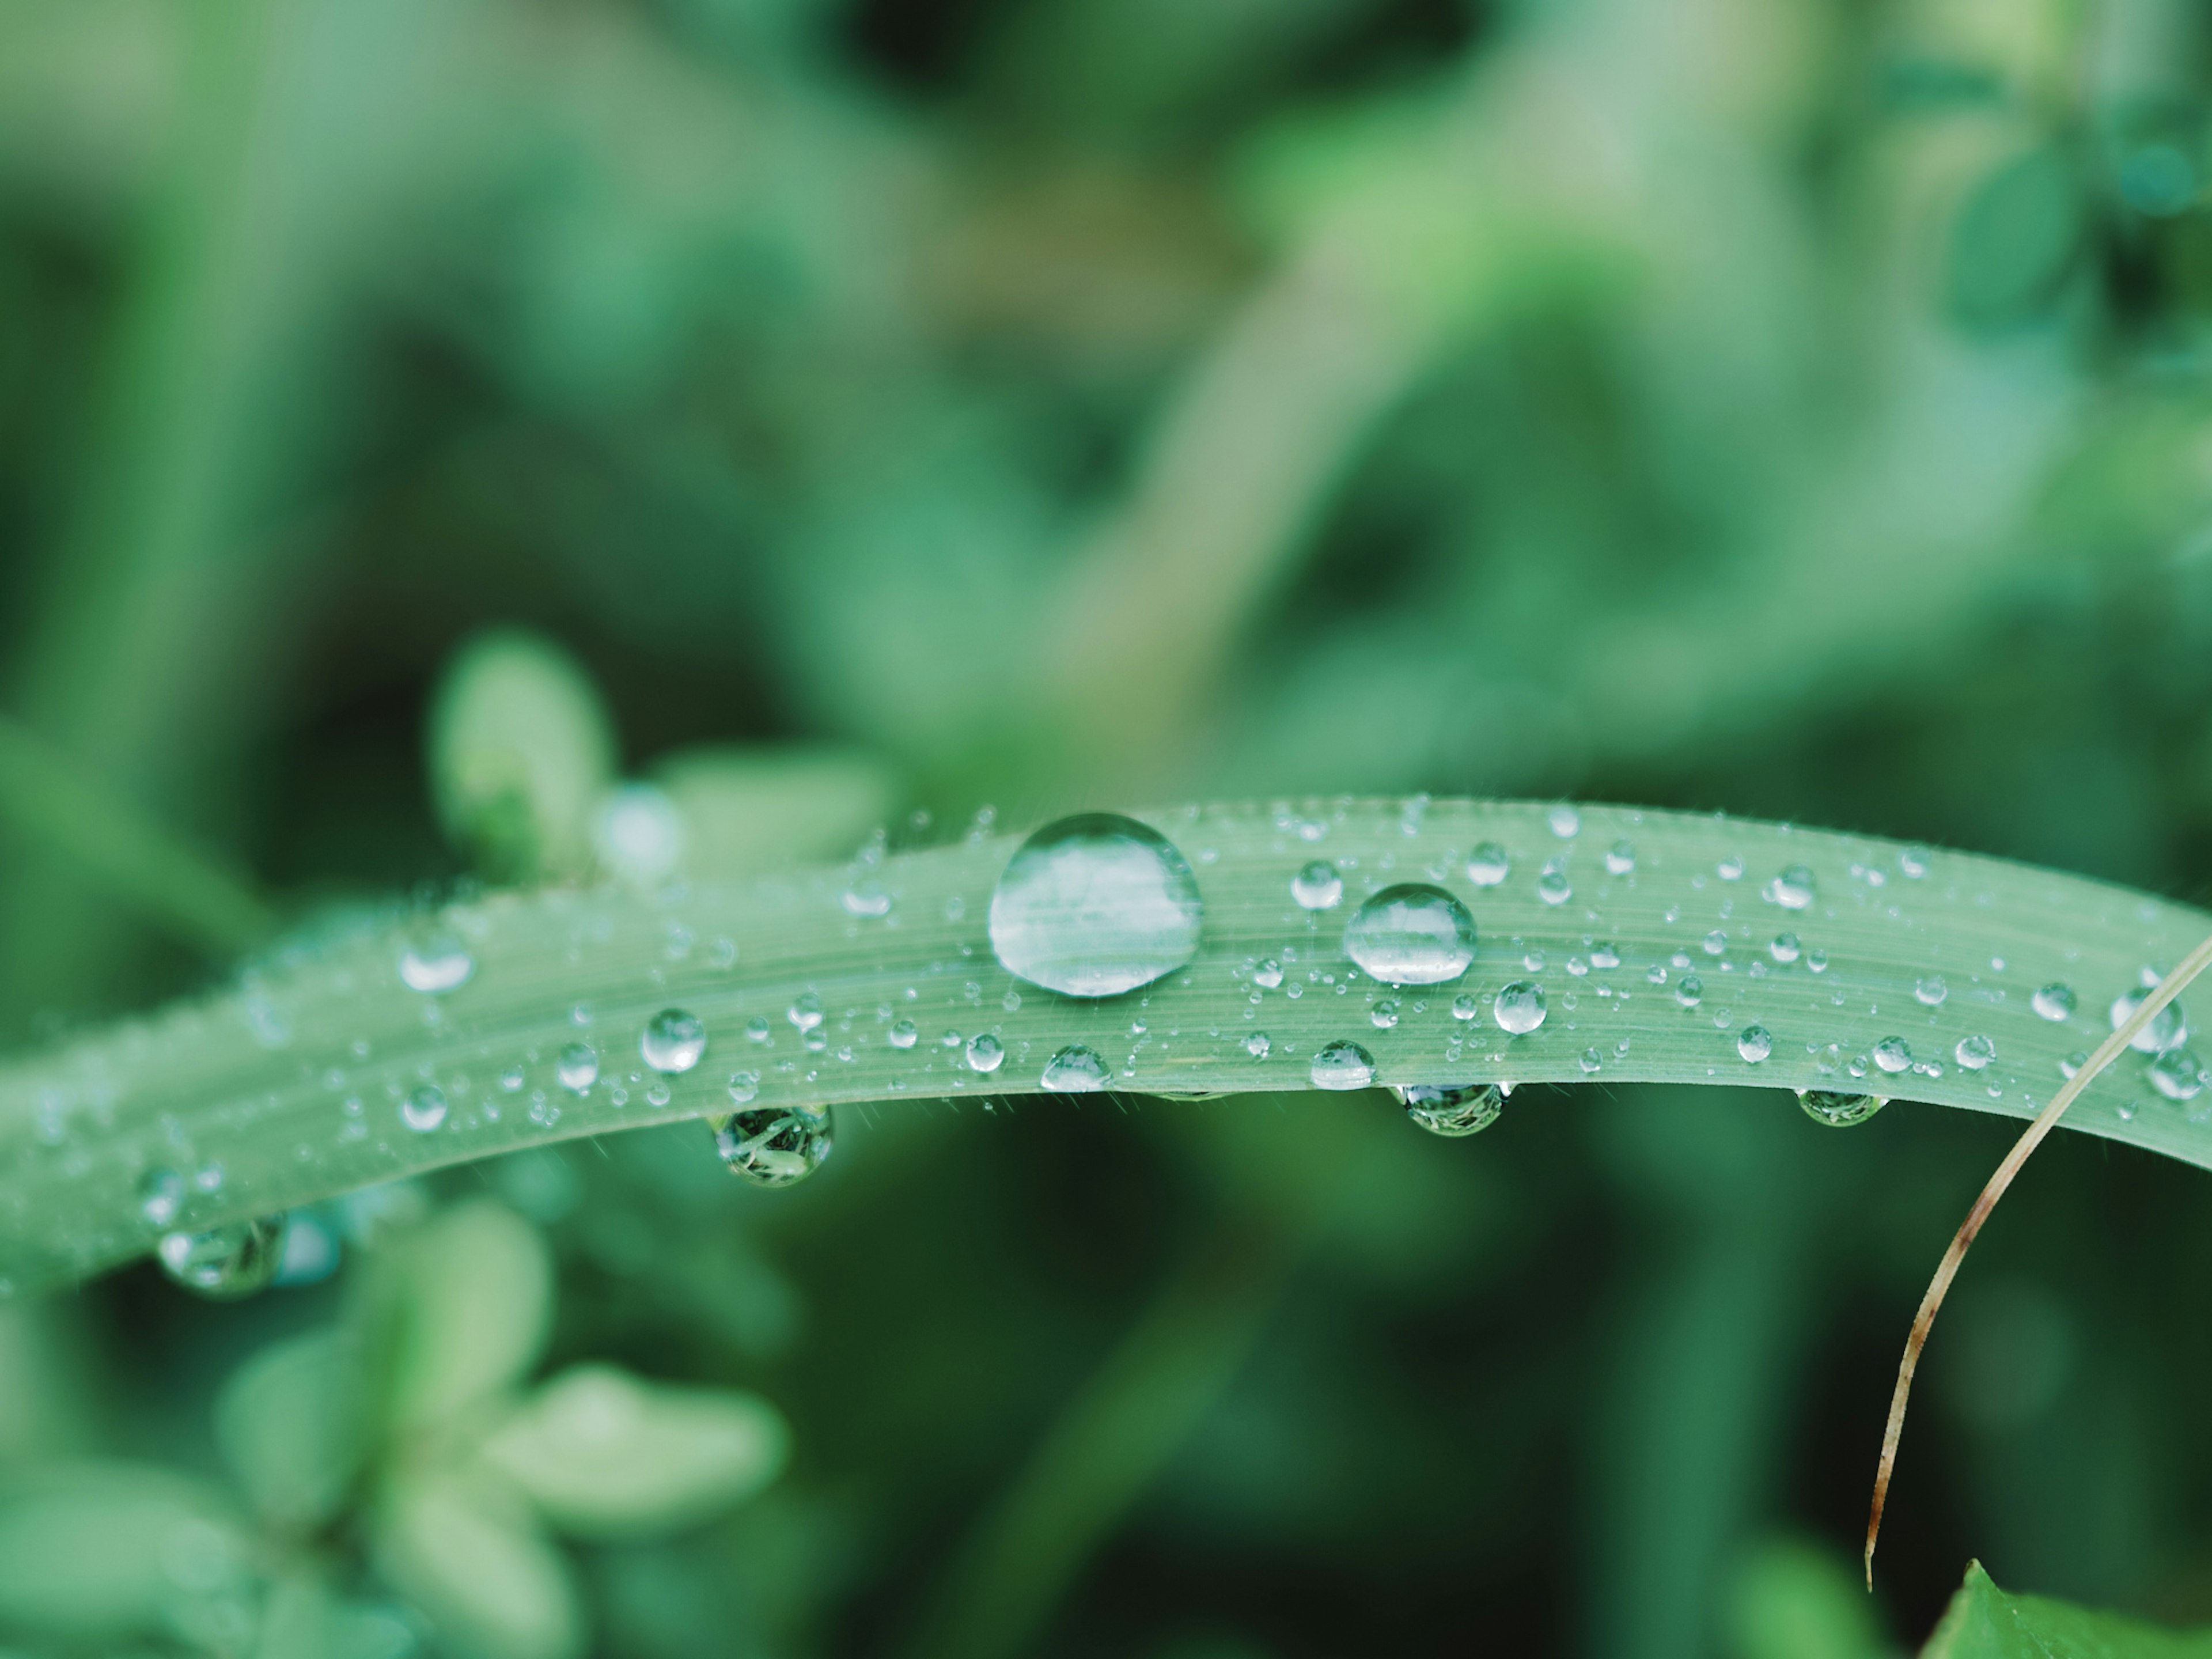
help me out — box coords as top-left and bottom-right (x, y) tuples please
(2151, 1048), (2205, 1101)
(1718, 855), (1745, 881)
(499, 1065), (525, 1092)
(1466, 843), (1510, 887)
(1394, 1082), (1505, 1137)
(2111, 988), (2188, 1054)
(1799, 1089), (1887, 1128)
(2032, 983), (2077, 1022)
(646, 1081), (672, 1107)
(1370, 999), (1400, 1029)
(1342, 884), (1477, 986)
(1041, 1045), (1109, 1092)
(1494, 981), (1547, 1036)
(158, 1217), (284, 1299)
(1592, 943), (1620, 970)
(1907, 976), (1946, 1007)
(2060, 1050), (2088, 1079)
(745, 1017), (772, 1044)
(1737, 1025), (1773, 1063)
(398, 935), (474, 994)
(1806, 949), (1830, 974)
(1767, 865), (1815, 910)
(1873, 1036), (1912, 1074)
(1537, 868), (1571, 907)
(1604, 840), (1635, 875)
(1675, 975), (1703, 1008)
(713, 1104), (833, 1187)
(1579, 1047), (1603, 1074)
(1955, 1034), (1997, 1071)
(1291, 860), (1344, 910)
(1899, 846), (1930, 878)
(642, 1009), (707, 1073)
(1244, 1032), (1271, 1058)
(399, 1084), (448, 1132)
(842, 878), (892, 918)
(889, 1019), (919, 1050)
(965, 1033), (1005, 1073)
(1310, 1040), (1376, 1090)
(1701, 931), (1727, 957)
(1770, 933), (1801, 965)
(787, 993), (824, 1032)
(1249, 958), (1286, 991)
(987, 813), (1205, 997)
(726, 1071), (762, 1105)
(1450, 993), (1479, 1020)
(556, 1043), (599, 1092)
(137, 1166), (184, 1228)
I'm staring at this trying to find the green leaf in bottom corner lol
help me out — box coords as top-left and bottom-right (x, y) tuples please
(373, 1472), (581, 1659)
(476, 1363), (789, 1539)
(1922, 1562), (2212, 1658)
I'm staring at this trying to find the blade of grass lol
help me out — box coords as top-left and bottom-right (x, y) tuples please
(2, 799), (2208, 1296)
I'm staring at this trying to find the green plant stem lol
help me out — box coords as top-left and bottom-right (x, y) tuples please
(2, 798), (2209, 1296)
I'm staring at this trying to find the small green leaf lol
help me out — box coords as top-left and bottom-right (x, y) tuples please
(1922, 1561), (2212, 1658)
(478, 1363), (788, 1538)
(215, 1328), (366, 1532)
(382, 1200), (551, 1434)
(429, 629), (616, 884)
(1946, 143), (2083, 327)
(649, 745), (901, 877)
(1726, 1537), (1891, 1659)
(372, 1472), (581, 1659)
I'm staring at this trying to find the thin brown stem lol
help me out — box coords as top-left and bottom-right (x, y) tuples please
(1865, 929), (2212, 1588)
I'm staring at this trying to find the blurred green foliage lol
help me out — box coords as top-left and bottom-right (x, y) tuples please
(13, 0), (2212, 1653)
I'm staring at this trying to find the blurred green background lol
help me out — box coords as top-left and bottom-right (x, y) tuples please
(9, 0), (2212, 1653)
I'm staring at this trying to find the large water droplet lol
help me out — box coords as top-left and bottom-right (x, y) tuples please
(2110, 988), (2188, 1054)
(1291, 860), (1344, 910)
(2150, 1047), (2205, 1101)
(557, 1043), (598, 1092)
(1041, 1045), (1109, 1092)
(1466, 843), (1510, 887)
(642, 1009), (707, 1073)
(137, 1166), (184, 1228)
(1954, 1034), (1997, 1071)
(1494, 981), (1546, 1036)
(402, 1085), (448, 1132)
(1799, 1089), (1887, 1128)
(987, 813), (1204, 997)
(1737, 1025), (1773, 1063)
(1393, 1082), (1506, 1137)
(965, 1033), (1005, 1074)
(2032, 983), (2077, 1022)
(1310, 1040), (1376, 1090)
(1342, 884), (1476, 986)
(158, 1217), (284, 1300)
(713, 1104), (832, 1187)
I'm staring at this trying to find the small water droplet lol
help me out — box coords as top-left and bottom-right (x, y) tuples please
(2032, 983), (2077, 1021)
(987, 812), (1205, 996)
(2059, 1050), (2088, 1079)
(1393, 1081), (1505, 1137)
(1466, 843), (1511, 887)
(1873, 1036), (1912, 1074)
(1253, 958), (1285, 989)
(1578, 1047), (1603, 1073)
(889, 1019), (919, 1050)
(642, 1009), (708, 1073)
(1718, 855), (1745, 881)
(1537, 868), (1571, 907)
(747, 1017), (772, 1043)
(159, 1217), (284, 1299)
(1041, 1045), (1109, 1092)
(1954, 1033), (1997, 1071)
(137, 1166), (184, 1228)
(1604, 840), (1635, 876)
(2111, 988), (2188, 1054)
(1799, 1089), (1886, 1128)
(401, 1085), (449, 1132)
(557, 1043), (599, 1092)
(842, 878), (892, 918)
(398, 935), (474, 995)
(1737, 1024), (1772, 1063)
(788, 993), (824, 1032)
(1310, 1040), (1376, 1090)
(1548, 805), (1581, 838)
(713, 1104), (833, 1187)
(1914, 976), (1948, 1007)
(1591, 943), (1620, 970)
(1770, 933), (1801, 964)
(1806, 949), (1830, 974)
(1370, 999), (1400, 1029)
(1494, 981), (1547, 1036)
(1701, 930), (1726, 957)
(1767, 865), (1815, 910)
(1450, 993), (1479, 1020)
(965, 1033), (1005, 1073)
(1899, 846), (1930, 878)
(726, 1071), (762, 1105)
(2151, 1047), (2205, 1101)
(1292, 860), (1344, 910)
(1245, 1032), (1271, 1058)
(1675, 975), (1703, 1008)
(1342, 884), (1477, 986)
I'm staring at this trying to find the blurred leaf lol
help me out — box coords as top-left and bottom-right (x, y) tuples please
(373, 1472), (581, 1659)
(1725, 1537), (1892, 1659)
(478, 1362), (787, 1538)
(0, 1462), (252, 1643)
(1922, 1561), (2212, 1657)
(253, 1569), (417, 1659)
(384, 1200), (551, 1434)
(1946, 143), (2083, 328)
(215, 1327), (365, 1533)
(428, 630), (617, 884)
(649, 745), (901, 877)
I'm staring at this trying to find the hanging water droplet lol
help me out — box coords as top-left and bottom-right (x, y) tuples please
(1675, 975), (1703, 1008)
(726, 1071), (762, 1105)
(841, 878), (893, 918)
(1467, 843), (1510, 887)
(987, 812), (1205, 997)
(1548, 805), (1580, 838)
(713, 1104), (833, 1187)
(1393, 1082), (1505, 1137)
(1873, 1036), (1913, 1074)
(965, 1033), (1005, 1074)
(1767, 865), (1815, 910)
(1253, 958), (1284, 989)
(398, 935), (474, 995)
(2032, 983), (2077, 1022)
(158, 1217), (284, 1300)
(1737, 1025), (1773, 1063)
(1310, 1040), (1376, 1090)
(1537, 867), (1571, 907)
(1770, 933), (1801, 965)
(1604, 840), (1635, 876)
(1342, 884), (1477, 986)
(1798, 1089), (1887, 1128)
(1041, 1045), (1109, 1092)
(402, 1085), (448, 1132)
(1370, 999), (1400, 1030)
(889, 1019), (919, 1050)
(556, 1043), (599, 1092)
(1291, 860), (1344, 910)
(1914, 976), (1947, 1007)
(1244, 1032), (1271, 1059)
(2151, 1047), (2205, 1101)
(1494, 981), (1547, 1035)
(1954, 1034), (1997, 1071)
(2110, 988), (2188, 1054)
(137, 1166), (184, 1228)
(642, 1009), (707, 1074)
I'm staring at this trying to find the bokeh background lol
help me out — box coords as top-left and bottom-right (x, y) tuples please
(7, 0), (2212, 1653)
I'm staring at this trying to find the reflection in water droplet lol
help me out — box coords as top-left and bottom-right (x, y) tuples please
(2110, 988), (2188, 1054)
(2059, 1051), (2088, 1079)
(1245, 1032), (1271, 1058)
(1799, 1089), (1887, 1128)
(713, 1104), (833, 1187)
(788, 993), (824, 1032)
(1604, 841), (1635, 876)
(1955, 1034), (1997, 1071)
(1899, 846), (1930, 878)
(1253, 959), (1284, 989)
(1291, 860), (1344, 910)
(726, 1071), (761, 1105)
(2151, 1047), (2205, 1101)
(1311, 1040), (1376, 1090)
(1467, 843), (1510, 887)
(1701, 931), (1726, 956)
(1768, 865), (1815, 911)
(965, 1033), (1005, 1073)
(1393, 1082), (1506, 1137)
(1370, 999), (1399, 1029)
(1770, 933), (1801, 965)
(402, 1085), (448, 1132)
(889, 1019), (919, 1050)
(1451, 993), (1479, 1020)
(1041, 1045), (1109, 1091)
(399, 935), (475, 994)
(1548, 806), (1580, 838)
(1494, 981), (1547, 1035)
(642, 1009), (707, 1073)
(842, 878), (892, 918)
(1675, 975), (1703, 1008)
(2032, 983), (2077, 1022)
(1718, 855), (1745, 881)
(556, 1043), (598, 1092)
(1915, 976), (1948, 1007)
(1537, 868), (1571, 907)
(137, 1166), (184, 1227)
(1342, 884), (1477, 986)
(987, 813), (1205, 996)
(1873, 1036), (1913, 1074)
(1737, 1025), (1773, 1063)
(158, 1217), (284, 1300)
